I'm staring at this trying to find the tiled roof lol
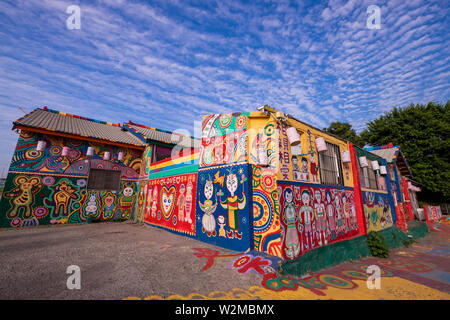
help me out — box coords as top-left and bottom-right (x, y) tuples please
(13, 108), (146, 147)
(127, 123), (200, 149)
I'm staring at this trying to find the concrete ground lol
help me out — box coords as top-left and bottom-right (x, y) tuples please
(0, 220), (449, 300)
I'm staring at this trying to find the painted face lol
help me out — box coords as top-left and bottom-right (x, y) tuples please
(342, 196), (347, 205)
(204, 180), (213, 200)
(285, 189), (293, 203)
(302, 192), (310, 205)
(315, 190), (321, 202)
(326, 193), (331, 203)
(226, 174), (238, 195)
(162, 192), (174, 213)
(179, 184), (185, 194)
(310, 154), (315, 162)
(218, 215), (225, 224)
(123, 187), (134, 197)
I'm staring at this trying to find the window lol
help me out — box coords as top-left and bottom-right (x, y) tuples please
(318, 141), (344, 186)
(360, 160), (379, 190)
(87, 168), (121, 191)
(152, 145), (173, 163)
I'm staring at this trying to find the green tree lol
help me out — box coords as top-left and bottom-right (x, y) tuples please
(323, 121), (365, 147)
(360, 101), (450, 203)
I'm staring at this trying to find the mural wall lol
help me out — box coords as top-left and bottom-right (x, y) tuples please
(143, 172), (197, 236)
(199, 113), (248, 168)
(362, 191), (394, 232)
(278, 182), (360, 260)
(0, 131), (142, 228)
(195, 163), (253, 251)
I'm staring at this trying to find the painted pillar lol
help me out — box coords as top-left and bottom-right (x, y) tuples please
(403, 177), (414, 221)
(349, 143), (367, 235)
(383, 159), (397, 225)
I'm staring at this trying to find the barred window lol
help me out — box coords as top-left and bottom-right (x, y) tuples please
(318, 141), (344, 186)
(87, 168), (121, 191)
(360, 161), (378, 190)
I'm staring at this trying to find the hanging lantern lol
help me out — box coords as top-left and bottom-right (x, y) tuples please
(371, 160), (380, 171)
(103, 151), (110, 161)
(86, 147), (94, 156)
(36, 140), (46, 152)
(118, 151), (124, 161)
(291, 144), (301, 156)
(61, 146), (70, 157)
(379, 165), (387, 175)
(286, 127), (301, 146)
(315, 137), (327, 152)
(359, 156), (368, 167)
(341, 150), (351, 163)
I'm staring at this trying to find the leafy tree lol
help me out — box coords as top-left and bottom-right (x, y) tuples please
(360, 101), (450, 203)
(323, 121), (365, 147)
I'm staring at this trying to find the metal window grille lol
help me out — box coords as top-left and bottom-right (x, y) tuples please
(318, 142), (344, 186)
(87, 168), (121, 191)
(360, 161), (378, 190)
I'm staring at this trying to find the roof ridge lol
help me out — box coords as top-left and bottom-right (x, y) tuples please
(42, 106), (122, 128)
(127, 121), (199, 140)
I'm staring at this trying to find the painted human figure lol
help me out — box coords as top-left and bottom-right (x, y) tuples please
(300, 157), (309, 181)
(5, 176), (41, 219)
(176, 184), (186, 223)
(219, 173), (246, 239)
(217, 215), (226, 238)
(282, 187), (301, 259)
(314, 189), (327, 246)
(199, 178), (217, 237)
(310, 153), (319, 183)
(185, 181), (193, 224)
(342, 194), (351, 233)
(325, 191), (336, 241)
(350, 194), (358, 230)
(334, 194), (343, 235)
(299, 189), (314, 249)
(151, 186), (158, 218)
(102, 192), (116, 219)
(292, 156), (300, 181)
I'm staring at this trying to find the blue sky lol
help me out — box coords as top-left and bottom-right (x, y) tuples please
(0, 0), (449, 174)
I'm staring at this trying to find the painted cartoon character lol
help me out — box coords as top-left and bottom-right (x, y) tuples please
(199, 178), (218, 237)
(314, 189), (327, 246)
(83, 192), (100, 219)
(185, 181), (193, 224)
(310, 153), (319, 183)
(282, 187), (301, 259)
(48, 180), (78, 218)
(176, 184), (186, 223)
(5, 176), (41, 219)
(120, 184), (135, 219)
(299, 157), (309, 181)
(217, 215), (226, 238)
(102, 192), (116, 219)
(325, 191), (336, 241)
(151, 186), (158, 218)
(219, 172), (246, 239)
(299, 189), (314, 249)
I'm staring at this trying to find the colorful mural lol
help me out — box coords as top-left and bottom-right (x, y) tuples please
(9, 131), (142, 177)
(252, 165), (282, 257)
(143, 173), (197, 236)
(0, 130), (143, 228)
(278, 182), (360, 260)
(199, 113), (248, 168)
(195, 164), (253, 251)
(0, 173), (138, 228)
(362, 191), (394, 232)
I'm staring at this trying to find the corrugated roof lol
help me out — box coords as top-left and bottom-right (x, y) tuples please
(370, 148), (399, 163)
(14, 108), (146, 147)
(127, 124), (200, 149)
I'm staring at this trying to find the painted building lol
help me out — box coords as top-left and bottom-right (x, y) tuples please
(1, 106), (410, 263)
(365, 144), (421, 231)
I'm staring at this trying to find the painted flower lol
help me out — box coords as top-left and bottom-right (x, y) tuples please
(235, 115), (247, 130)
(77, 179), (87, 187)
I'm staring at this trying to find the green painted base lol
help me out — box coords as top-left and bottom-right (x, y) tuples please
(280, 223), (430, 277)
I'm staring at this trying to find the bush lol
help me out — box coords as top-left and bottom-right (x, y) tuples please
(367, 231), (389, 258)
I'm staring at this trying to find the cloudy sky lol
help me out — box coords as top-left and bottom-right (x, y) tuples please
(0, 0), (448, 173)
